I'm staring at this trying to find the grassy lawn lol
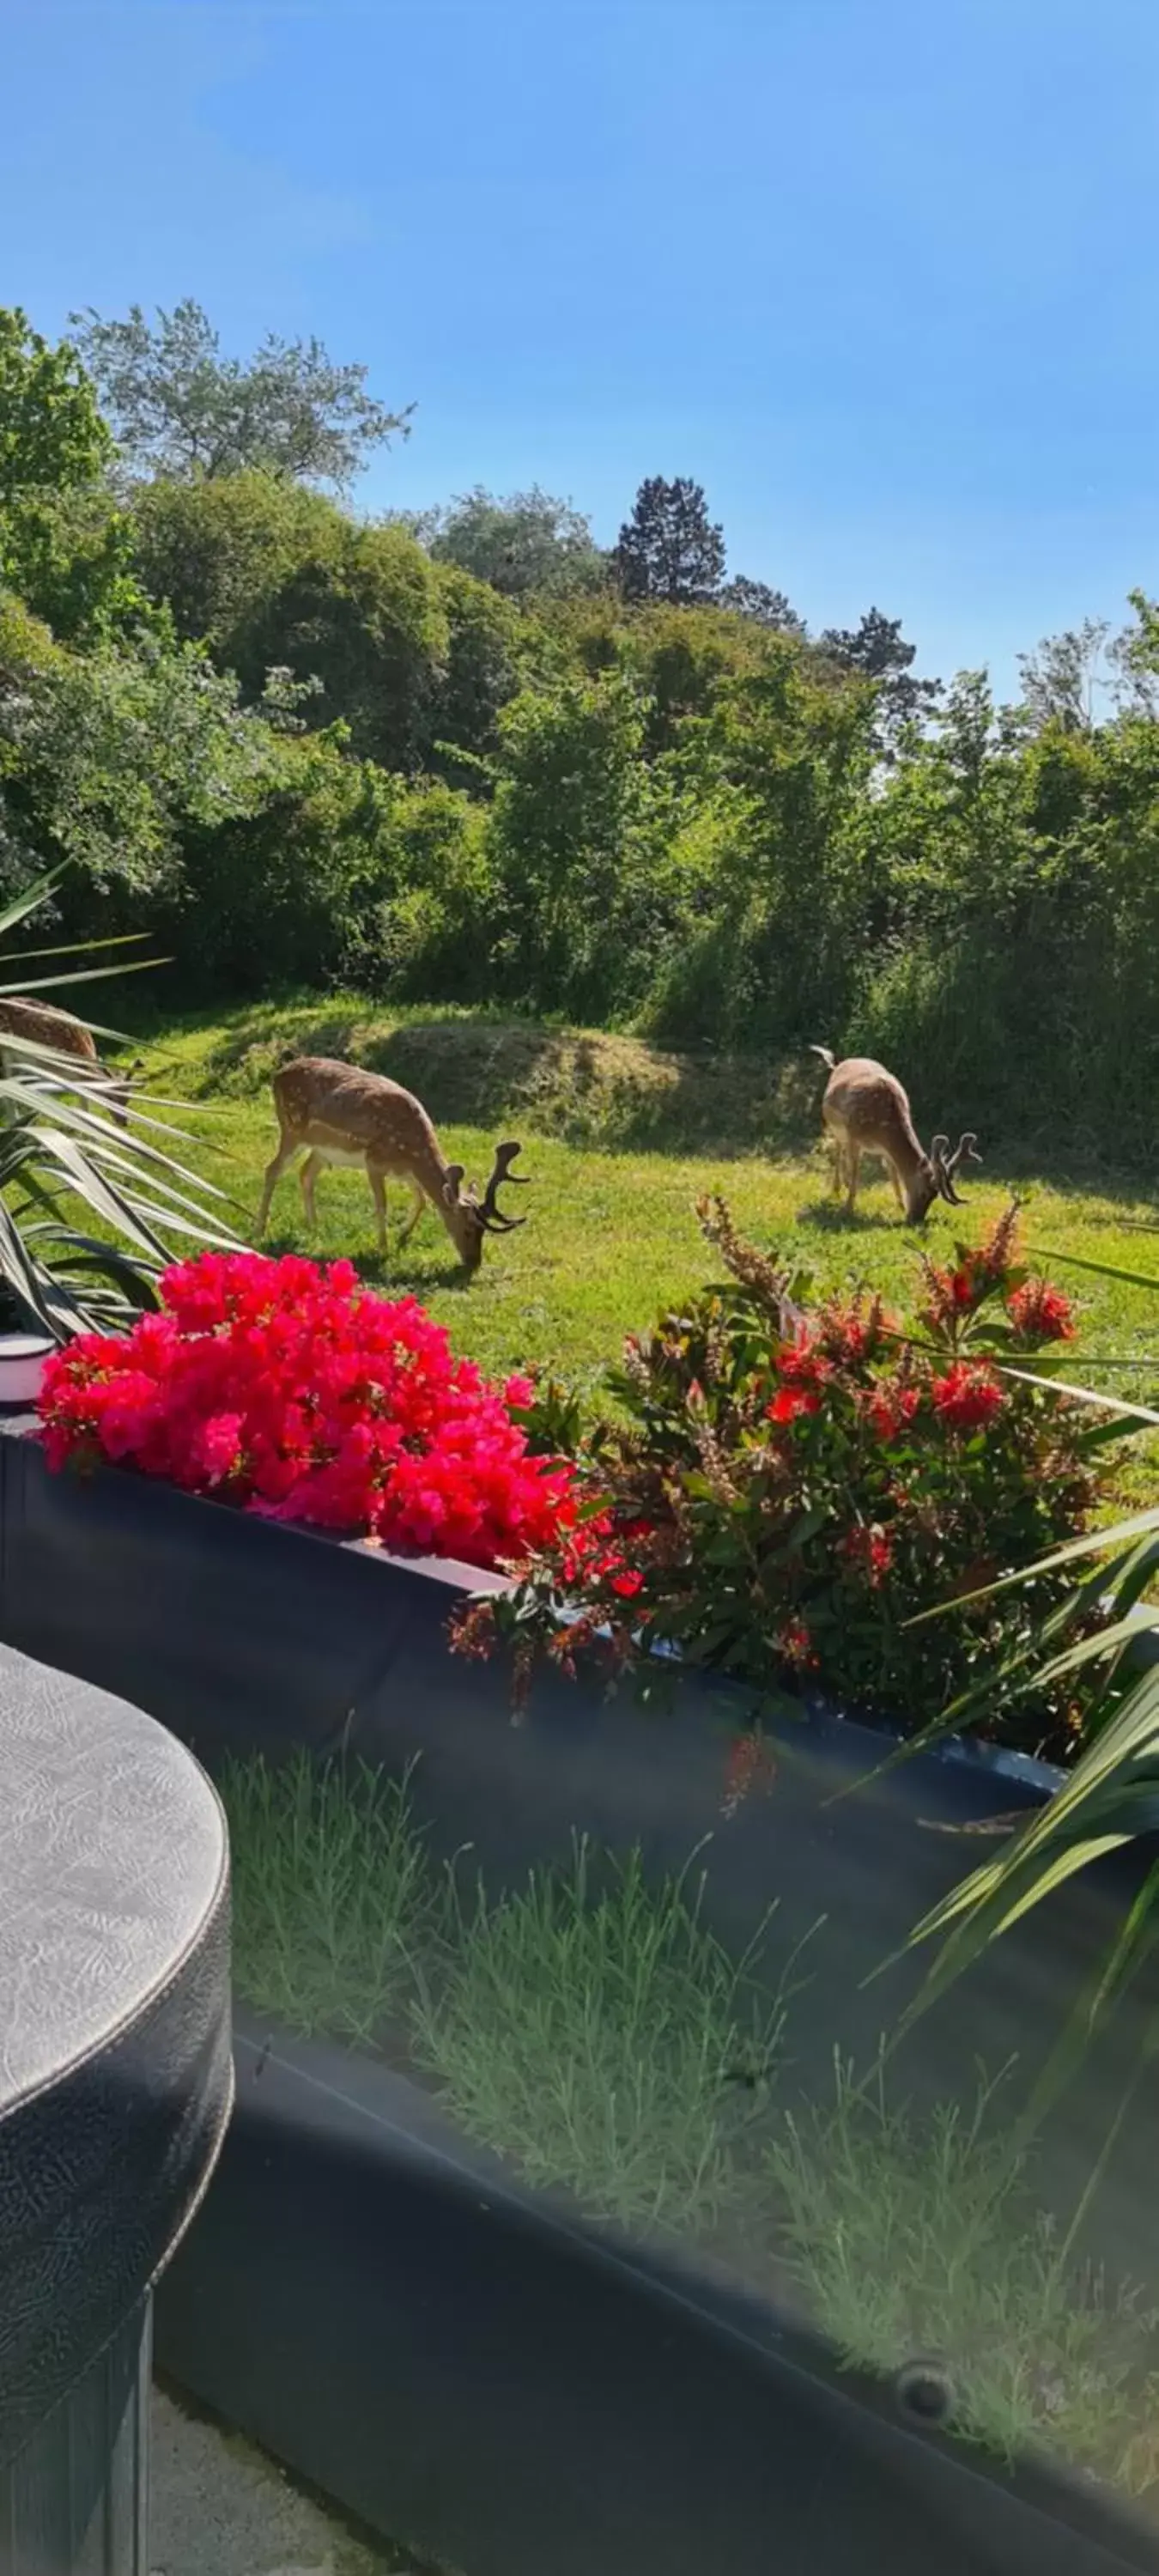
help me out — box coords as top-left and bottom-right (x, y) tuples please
(133, 994), (1159, 1500)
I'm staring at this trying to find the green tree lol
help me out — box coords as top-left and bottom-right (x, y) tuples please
(1017, 618), (1111, 734)
(0, 308), (142, 639)
(487, 671), (652, 1014)
(129, 470), (345, 650)
(70, 300), (411, 489)
(0, 307), (110, 508)
(0, 591), (287, 914)
(232, 519), (447, 775)
(409, 485), (606, 598)
(613, 476), (725, 605)
(428, 562), (520, 773)
(719, 574), (804, 635)
(131, 473), (519, 776)
(818, 606), (940, 755)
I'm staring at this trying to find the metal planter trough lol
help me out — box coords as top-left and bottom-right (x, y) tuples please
(1, 1416), (1156, 2576)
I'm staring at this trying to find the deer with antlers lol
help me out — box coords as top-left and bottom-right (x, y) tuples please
(257, 1056), (530, 1270)
(0, 996), (138, 1127)
(810, 1048), (980, 1222)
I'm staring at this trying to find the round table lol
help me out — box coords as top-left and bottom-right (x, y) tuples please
(0, 1642), (231, 2573)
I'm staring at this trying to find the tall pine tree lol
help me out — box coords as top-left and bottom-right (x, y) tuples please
(613, 476), (725, 605)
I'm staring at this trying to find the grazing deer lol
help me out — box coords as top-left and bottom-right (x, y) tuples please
(0, 996), (137, 1128)
(810, 1048), (980, 1222)
(257, 1055), (530, 1271)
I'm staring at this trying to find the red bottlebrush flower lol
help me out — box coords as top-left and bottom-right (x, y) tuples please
(720, 1730), (778, 1820)
(775, 1328), (833, 1390)
(840, 1523), (895, 1585)
(865, 1384), (921, 1442)
(610, 1566), (644, 1599)
(777, 1617), (819, 1669)
(930, 1361), (1005, 1431)
(1006, 1279), (1076, 1346)
(767, 1386), (822, 1425)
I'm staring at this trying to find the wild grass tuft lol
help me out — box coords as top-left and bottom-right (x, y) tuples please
(410, 1835), (787, 2235)
(768, 2053), (1159, 2493)
(219, 1753), (436, 2045)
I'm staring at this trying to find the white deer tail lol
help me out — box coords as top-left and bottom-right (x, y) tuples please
(809, 1044), (836, 1072)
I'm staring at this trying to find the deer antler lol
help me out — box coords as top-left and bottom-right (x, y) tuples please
(932, 1131), (982, 1206)
(478, 1139), (530, 1231)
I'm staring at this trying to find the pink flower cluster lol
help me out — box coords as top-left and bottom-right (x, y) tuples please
(38, 1250), (579, 1571)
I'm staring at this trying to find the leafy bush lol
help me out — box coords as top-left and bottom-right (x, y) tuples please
(39, 1250), (582, 1567)
(0, 590), (288, 912)
(457, 1201), (1106, 1754)
(168, 730), (393, 994)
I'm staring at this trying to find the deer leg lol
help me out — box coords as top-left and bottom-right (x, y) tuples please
(828, 1131), (845, 1197)
(845, 1147), (861, 1214)
(397, 1176), (427, 1248)
(367, 1161), (389, 1253)
(889, 1162), (905, 1210)
(300, 1151), (325, 1230)
(258, 1131), (300, 1235)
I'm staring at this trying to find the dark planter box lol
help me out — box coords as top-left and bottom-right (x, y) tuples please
(2, 1420), (1158, 2574)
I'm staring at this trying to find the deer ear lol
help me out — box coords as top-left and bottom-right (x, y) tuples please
(442, 1163), (464, 1207)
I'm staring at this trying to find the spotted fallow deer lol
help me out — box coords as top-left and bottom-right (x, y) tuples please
(257, 1055), (531, 1270)
(810, 1047), (981, 1222)
(0, 995), (137, 1127)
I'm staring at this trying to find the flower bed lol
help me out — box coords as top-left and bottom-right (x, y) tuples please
(459, 1200), (1107, 1761)
(39, 1250), (578, 1571)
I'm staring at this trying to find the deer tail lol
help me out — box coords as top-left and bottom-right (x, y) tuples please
(809, 1044), (836, 1072)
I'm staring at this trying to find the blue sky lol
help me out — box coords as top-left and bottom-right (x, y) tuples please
(4, 0), (1158, 693)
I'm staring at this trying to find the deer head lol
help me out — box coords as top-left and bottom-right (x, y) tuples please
(441, 1139), (531, 1270)
(907, 1131), (982, 1221)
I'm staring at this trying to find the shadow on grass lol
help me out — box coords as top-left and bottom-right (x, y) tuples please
(158, 990), (1159, 1201)
(191, 1002), (823, 1161)
(793, 1198), (904, 1236)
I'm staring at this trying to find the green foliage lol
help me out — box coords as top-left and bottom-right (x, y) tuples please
(232, 516), (447, 774)
(0, 308), (143, 641)
(818, 604), (940, 753)
(410, 483), (606, 598)
(718, 574), (804, 634)
(486, 669), (656, 1018)
(0, 594), (287, 906)
(613, 474), (725, 605)
(466, 1199), (1107, 1752)
(0, 307), (111, 510)
(70, 299), (411, 489)
(130, 475), (518, 779)
(129, 469), (345, 652)
(355, 776), (496, 998)
(170, 732), (391, 993)
(428, 561), (521, 772)
(9, 295), (1159, 1166)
